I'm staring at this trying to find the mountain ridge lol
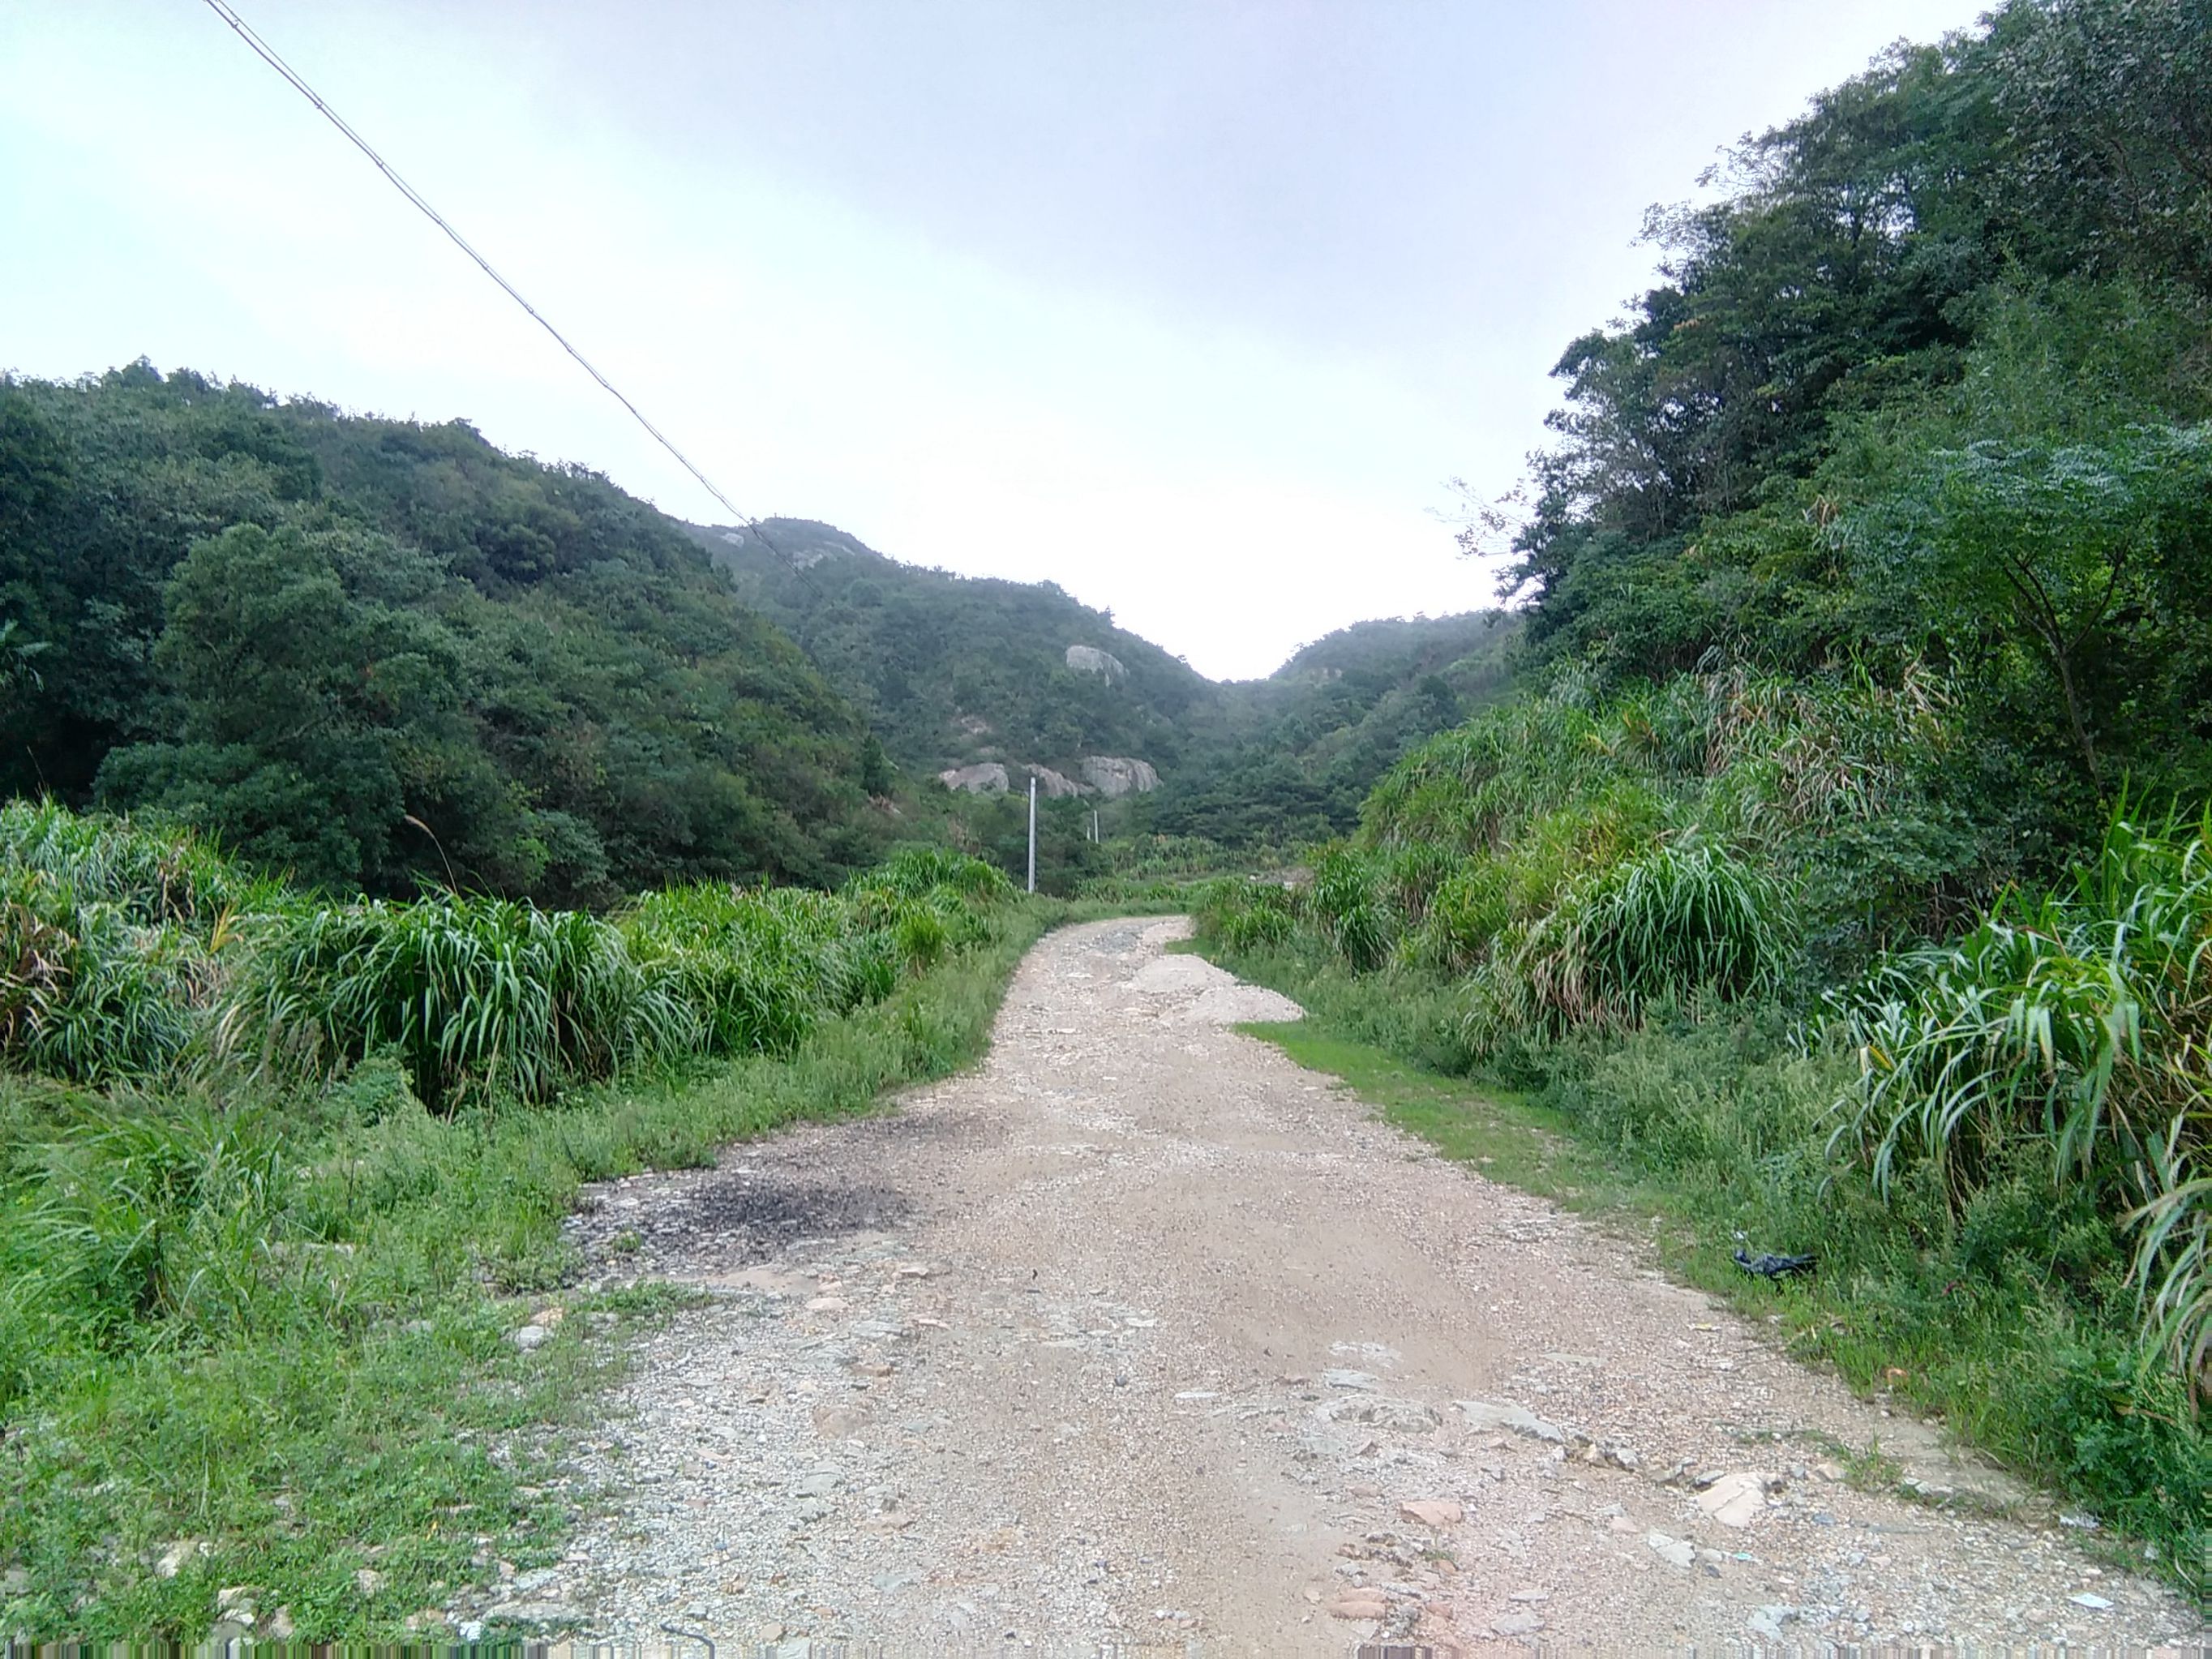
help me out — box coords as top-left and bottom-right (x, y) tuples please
(687, 517), (1519, 843)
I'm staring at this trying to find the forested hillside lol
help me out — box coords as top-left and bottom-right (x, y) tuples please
(1502, 0), (2212, 862)
(1153, 609), (1518, 845)
(0, 367), (893, 903)
(1196, 0), (2212, 1593)
(700, 517), (1515, 846)
(697, 518), (1210, 777)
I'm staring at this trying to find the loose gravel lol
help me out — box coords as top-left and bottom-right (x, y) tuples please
(508, 917), (2206, 1655)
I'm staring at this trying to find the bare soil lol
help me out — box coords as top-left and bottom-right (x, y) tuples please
(533, 918), (2206, 1655)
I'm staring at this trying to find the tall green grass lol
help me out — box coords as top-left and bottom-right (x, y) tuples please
(0, 804), (1015, 1111)
(1830, 812), (2212, 1393)
(216, 897), (687, 1108)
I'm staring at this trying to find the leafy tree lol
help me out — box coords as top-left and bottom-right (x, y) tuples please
(0, 367), (885, 901)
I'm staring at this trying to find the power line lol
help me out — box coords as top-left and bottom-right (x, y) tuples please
(199, 0), (813, 582)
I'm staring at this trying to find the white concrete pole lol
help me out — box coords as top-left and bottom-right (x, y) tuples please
(1027, 775), (1038, 894)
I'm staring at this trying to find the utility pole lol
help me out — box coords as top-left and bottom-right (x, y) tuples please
(1027, 775), (1037, 894)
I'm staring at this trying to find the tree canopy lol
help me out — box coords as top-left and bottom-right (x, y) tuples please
(0, 366), (890, 901)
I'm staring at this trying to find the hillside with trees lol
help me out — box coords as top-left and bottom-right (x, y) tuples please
(695, 518), (1212, 779)
(0, 367), (894, 903)
(1196, 0), (2212, 1595)
(698, 517), (1516, 847)
(1151, 608), (1519, 846)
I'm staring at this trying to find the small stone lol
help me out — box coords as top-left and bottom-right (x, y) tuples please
(1815, 1461), (1845, 1481)
(264, 1606), (294, 1640)
(807, 1297), (851, 1314)
(512, 1324), (551, 1351)
(529, 1305), (564, 1327)
(2069, 1593), (2115, 1611)
(812, 1404), (872, 1438)
(354, 1568), (387, 1597)
(1325, 1588), (1389, 1621)
(155, 1540), (212, 1579)
(1456, 1400), (1567, 1443)
(1507, 1589), (1550, 1603)
(1747, 1605), (1797, 1640)
(0, 1568), (29, 1596)
(1398, 1498), (1464, 1528)
(216, 1587), (256, 1623)
(1357, 1398), (1442, 1433)
(1696, 1472), (1775, 1528)
(1492, 1612), (1545, 1635)
(793, 1471), (842, 1498)
(852, 1361), (894, 1378)
(1645, 1531), (1695, 1569)
(1601, 1443), (1640, 1470)
(858, 1510), (915, 1533)
(459, 1621), (485, 1642)
(894, 1262), (932, 1278)
(1322, 1369), (1381, 1391)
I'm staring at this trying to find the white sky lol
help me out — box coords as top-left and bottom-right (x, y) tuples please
(1, 1), (1989, 679)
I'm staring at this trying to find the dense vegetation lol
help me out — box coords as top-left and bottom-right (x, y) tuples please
(0, 369), (894, 906)
(8, 0), (2208, 1621)
(700, 518), (1210, 775)
(1197, 0), (2212, 1597)
(706, 517), (1516, 849)
(0, 804), (1024, 1637)
(1151, 610), (1518, 846)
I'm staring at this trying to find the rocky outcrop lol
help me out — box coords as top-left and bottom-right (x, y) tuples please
(937, 763), (1010, 795)
(1028, 766), (1086, 799)
(1065, 645), (1126, 684)
(1081, 756), (1159, 797)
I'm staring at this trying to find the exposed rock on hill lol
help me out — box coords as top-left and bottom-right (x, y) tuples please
(1065, 645), (1127, 684)
(937, 763), (1010, 795)
(1082, 757), (1160, 797)
(1031, 766), (1086, 799)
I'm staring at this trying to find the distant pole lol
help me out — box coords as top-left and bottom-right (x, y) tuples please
(1027, 776), (1038, 894)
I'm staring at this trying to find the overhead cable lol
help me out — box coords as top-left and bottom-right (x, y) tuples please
(199, 0), (808, 576)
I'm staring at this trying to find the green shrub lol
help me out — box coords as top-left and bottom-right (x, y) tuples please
(0, 868), (212, 1084)
(216, 897), (684, 1106)
(0, 800), (280, 932)
(1467, 838), (1790, 1052)
(1829, 812), (2212, 1390)
(1310, 846), (1394, 971)
(1193, 877), (1302, 953)
(862, 846), (1014, 902)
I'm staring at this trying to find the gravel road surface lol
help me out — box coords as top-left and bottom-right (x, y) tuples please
(522, 917), (2204, 1655)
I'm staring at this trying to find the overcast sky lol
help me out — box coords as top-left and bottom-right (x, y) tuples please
(2, 1), (1989, 679)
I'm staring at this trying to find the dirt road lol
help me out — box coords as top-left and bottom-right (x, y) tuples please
(531, 918), (2203, 1653)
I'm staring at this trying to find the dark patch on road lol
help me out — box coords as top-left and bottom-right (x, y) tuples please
(568, 1160), (915, 1280)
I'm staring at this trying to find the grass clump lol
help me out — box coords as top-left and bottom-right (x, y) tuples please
(217, 896), (684, 1108)
(1830, 811), (2212, 1395)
